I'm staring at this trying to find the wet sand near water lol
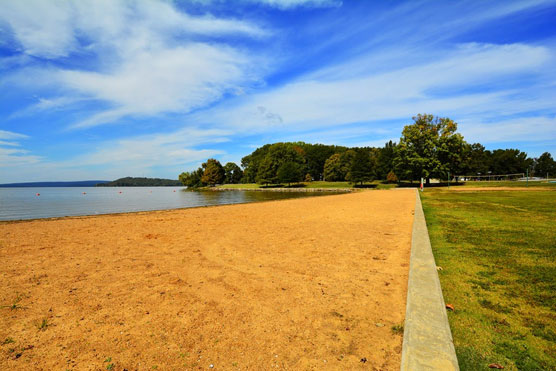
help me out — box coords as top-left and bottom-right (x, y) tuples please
(0, 190), (416, 370)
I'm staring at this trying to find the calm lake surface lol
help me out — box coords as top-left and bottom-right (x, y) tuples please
(0, 187), (329, 221)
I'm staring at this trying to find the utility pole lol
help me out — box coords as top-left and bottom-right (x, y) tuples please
(526, 168), (529, 187)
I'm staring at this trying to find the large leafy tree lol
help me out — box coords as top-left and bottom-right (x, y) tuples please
(255, 157), (276, 185)
(535, 152), (556, 177)
(179, 168), (205, 188)
(241, 144), (271, 183)
(463, 143), (491, 176)
(224, 162), (243, 184)
(394, 114), (468, 183)
(277, 161), (303, 185)
(323, 153), (344, 181)
(201, 158), (225, 186)
(376, 141), (397, 180)
(490, 149), (532, 175)
(340, 150), (356, 181)
(349, 149), (374, 185)
(302, 143), (338, 181)
(255, 143), (305, 184)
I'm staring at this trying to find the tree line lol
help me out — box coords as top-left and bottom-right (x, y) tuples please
(179, 114), (556, 187)
(97, 177), (182, 187)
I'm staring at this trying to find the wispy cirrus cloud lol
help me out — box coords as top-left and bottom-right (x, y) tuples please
(0, 130), (41, 168)
(192, 42), (554, 134)
(197, 0), (341, 10)
(61, 44), (255, 128)
(0, 0), (269, 128)
(0, 0), (266, 58)
(0, 129), (28, 140)
(0, 127), (229, 182)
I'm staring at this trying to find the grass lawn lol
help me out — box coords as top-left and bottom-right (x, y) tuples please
(459, 180), (556, 188)
(421, 190), (556, 370)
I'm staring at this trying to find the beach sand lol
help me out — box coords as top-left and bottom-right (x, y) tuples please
(0, 189), (415, 370)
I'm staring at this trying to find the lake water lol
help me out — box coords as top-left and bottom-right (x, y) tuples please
(0, 187), (329, 221)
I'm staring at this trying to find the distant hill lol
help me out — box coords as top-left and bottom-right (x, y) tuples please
(96, 177), (181, 187)
(0, 180), (109, 187)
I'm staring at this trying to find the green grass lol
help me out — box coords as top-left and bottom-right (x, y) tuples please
(214, 183), (261, 189)
(37, 318), (50, 331)
(459, 180), (556, 188)
(1, 294), (24, 310)
(421, 190), (556, 370)
(391, 323), (404, 335)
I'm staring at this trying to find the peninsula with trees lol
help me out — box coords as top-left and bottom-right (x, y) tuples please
(96, 177), (182, 187)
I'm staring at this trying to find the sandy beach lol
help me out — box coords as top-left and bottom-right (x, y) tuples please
(0, 190), (415, 370)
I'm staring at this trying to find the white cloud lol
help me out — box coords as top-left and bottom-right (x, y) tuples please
(0, 129), (28, 140)
(0, 127), (229, 182)
(460, 116), (556, 144)
(76, 127), (230, 167)
(0, 140), (20, 146)
(243, 0), (341, 9)
(60, 43), (253, 128)
(0, 130), (41, 169)
(0, 0), (266, 58)
(0, 0), (268, 128)
(191, 42), (554, 134)
(196, 0), (341, 9)
(0, 0), (75, 58)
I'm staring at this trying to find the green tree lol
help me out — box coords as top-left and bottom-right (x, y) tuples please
(201, 158), (225, 186)
(377, 141), (397, 180)
(490, 149), (532, 175)
(255, 143), (305, 185)
(179, 168), (205, 188)
(463, 143), (491, 176)
(302, 143), (339, 181)
(341, 149), (356, 181)
(349, 149), (374, 185)
(394, 114), (468, 184)
(386, 171), (398, 183)
(277, 162), (303, 186)
(323, 153), (344, 181)
(256, 157), (276, 185)
(224, 162), (243, 184)
(534, 152), (556, 177)
(241, 144), (272, 183)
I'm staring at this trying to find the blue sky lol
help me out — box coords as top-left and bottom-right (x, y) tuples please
(1, 0), (556, 182)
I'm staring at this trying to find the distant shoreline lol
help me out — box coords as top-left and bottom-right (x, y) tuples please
(0, 180), (109, 188)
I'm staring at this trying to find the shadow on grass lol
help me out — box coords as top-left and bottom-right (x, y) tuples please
(353, 184), (377, 189)
(397, 182), (465, 188)
(260, 183), (308, 188)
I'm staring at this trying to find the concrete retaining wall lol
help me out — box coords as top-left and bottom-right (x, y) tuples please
(401, 190), (459, 370)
